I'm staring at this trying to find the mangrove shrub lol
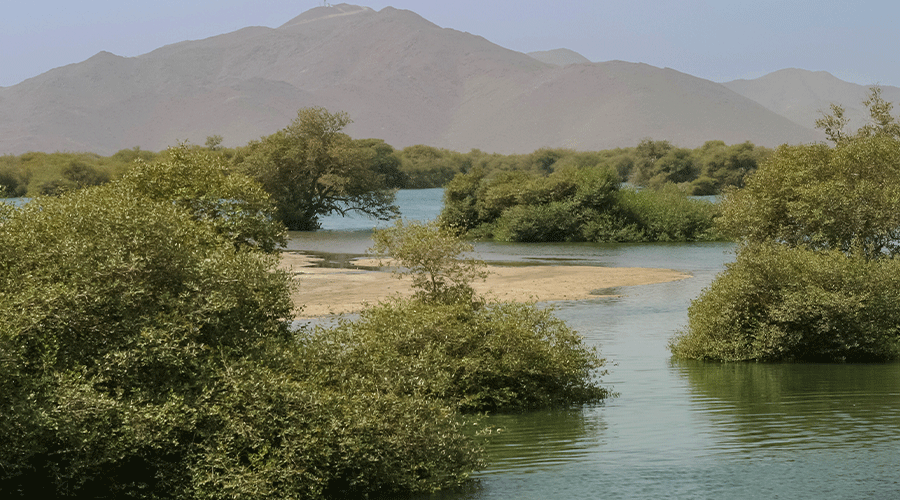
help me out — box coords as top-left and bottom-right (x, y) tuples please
(672, 88), (900, 362)
(235, 107), (400, 230)
(441, 166), (719, 243)
(0, 155), (481, 498)
(669, 243), (900, 361)
(370, 219), (488, 303)
(304, 300), (610, 413)
(359, 219), (609, 412)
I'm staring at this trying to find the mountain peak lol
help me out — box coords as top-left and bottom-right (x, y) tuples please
(0, 3), (829, 155)
(87, 50), (124, 61)
(528, 49), (591, 66)
(279, 3), (374, 29)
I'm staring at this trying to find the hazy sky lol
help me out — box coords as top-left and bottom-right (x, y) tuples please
(2, 1), (897, 88)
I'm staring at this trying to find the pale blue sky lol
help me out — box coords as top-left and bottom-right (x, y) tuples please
(2, 1), (897, 88)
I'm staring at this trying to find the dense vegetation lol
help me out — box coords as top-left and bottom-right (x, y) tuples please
(440, 165), (720, 243)
(670, 88), (900, 362)
(3, 115), (769, 212)
(397, 140), (770, 194)
(365, 219), (610, 411)
(0, 149), (609, 497)
(311, 299), (609, 414)
(232, 108), (404, 230)
(0, 147), (159, 197)
(0, 108), (406, 232)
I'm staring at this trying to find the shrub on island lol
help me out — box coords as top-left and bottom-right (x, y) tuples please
(671, 88), (900, 362)
(0, 151), (478, 498)
(441, 166), (719, 243)
(1, 171), (609, 497)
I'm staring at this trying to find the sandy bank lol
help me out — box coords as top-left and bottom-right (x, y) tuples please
(280, 252), (691, 318)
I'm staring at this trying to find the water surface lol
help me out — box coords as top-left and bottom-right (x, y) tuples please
(290, 189), (900, 499)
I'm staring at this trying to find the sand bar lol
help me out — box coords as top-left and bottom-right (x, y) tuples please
(280, 252), (691, 318)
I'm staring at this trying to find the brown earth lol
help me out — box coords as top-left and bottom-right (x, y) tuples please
(0, 4), (824, 155)
(280, 252), (691, 318)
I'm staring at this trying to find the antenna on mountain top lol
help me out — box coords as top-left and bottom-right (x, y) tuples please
(322, 1), (331, 6)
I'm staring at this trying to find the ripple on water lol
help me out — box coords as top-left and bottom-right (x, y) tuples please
(289, 190), (900, 500)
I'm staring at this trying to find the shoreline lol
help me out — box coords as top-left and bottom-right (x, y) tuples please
(280, 252), (692, 318)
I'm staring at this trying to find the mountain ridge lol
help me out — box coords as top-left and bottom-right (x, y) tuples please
(723, 68), (900, 133)
(0, 3), (872, 155)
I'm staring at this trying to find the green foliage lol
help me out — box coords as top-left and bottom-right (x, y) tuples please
(674, 87), (900, 362)
(718, 136), (900, 259)
(690, 140), (770, 194)
(0, 150), (155, 197)
(613, 184), (720, 242)
(476, 170), (534, 219)
(398, 144), (472, 188)
(634, 144), (697, 188)
(0, 160), (27, 197)
(62, 159), (111, 187)
(572, 165), (620, 210)
(0, 180), (294, 496)
(439, 166), (485, 230)
(396, 140), (759, 195)
(815, 104), (851, 144)
(370, 219), (489, 303)
(629, 138), (769, 194)
(189, 340), (482, 499)
(0, 153), (487, 498)
(817, 86), (900, 144)
(630, 139), (674, 185)
(0, 135), (764, 199)
(306, 299), (609, 413)
(441, 165), (719, 243)
(121, 144), (286, 252)
(354, 138), (407, 188)
(669, 243), (900, 362)
(110, 146), (159, 165)
(492, 200), (584, 242)
(365, 218), (609, 412)
(235, 107), (399, 231)
(530, 147), (565, 174)
(204, 134), (224, 150)
(33, 159), (112, 195)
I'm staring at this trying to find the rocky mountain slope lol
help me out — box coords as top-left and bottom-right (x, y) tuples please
(723, 68), (900, 133)
(527, 49), (591, 66)
(0, 3), (865, 155)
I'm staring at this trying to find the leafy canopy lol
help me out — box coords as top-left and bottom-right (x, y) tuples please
(440, 165), (719, 243)
(308, 299), (610, 413)
(0, 152), (485, 498)
(0, 178), (295, 496)
(669, 243), (900, 362)
(353, 218), (609, 411)
(720, 89), (900, 260)
(672, 87), (900, 362)
(121, 144), (286, 252)
(816, 86), (900, 145)
(370, 219), (489, 303)
(236, 107), (400, 230)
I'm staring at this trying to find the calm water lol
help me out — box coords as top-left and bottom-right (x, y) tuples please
(289, 189), (900, 499)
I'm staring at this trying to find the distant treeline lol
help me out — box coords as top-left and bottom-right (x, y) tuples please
(0, 148), (159, 197)
(397, 139), (771, 194)
(1, 138), (770, 197)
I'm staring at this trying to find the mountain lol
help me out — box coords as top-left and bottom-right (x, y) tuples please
(0, 4), (823, 155)
(723, 68), (900, 133)
(527, 49), (591, 66)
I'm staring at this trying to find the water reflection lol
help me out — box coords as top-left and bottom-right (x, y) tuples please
(290, 189), (900, 499)
(673, 360), (900, 453)
(285, 229), (375, 256)
(479, 407), (608, 474)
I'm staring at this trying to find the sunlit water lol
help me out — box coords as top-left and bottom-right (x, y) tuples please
(290, 189), (900, 499)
